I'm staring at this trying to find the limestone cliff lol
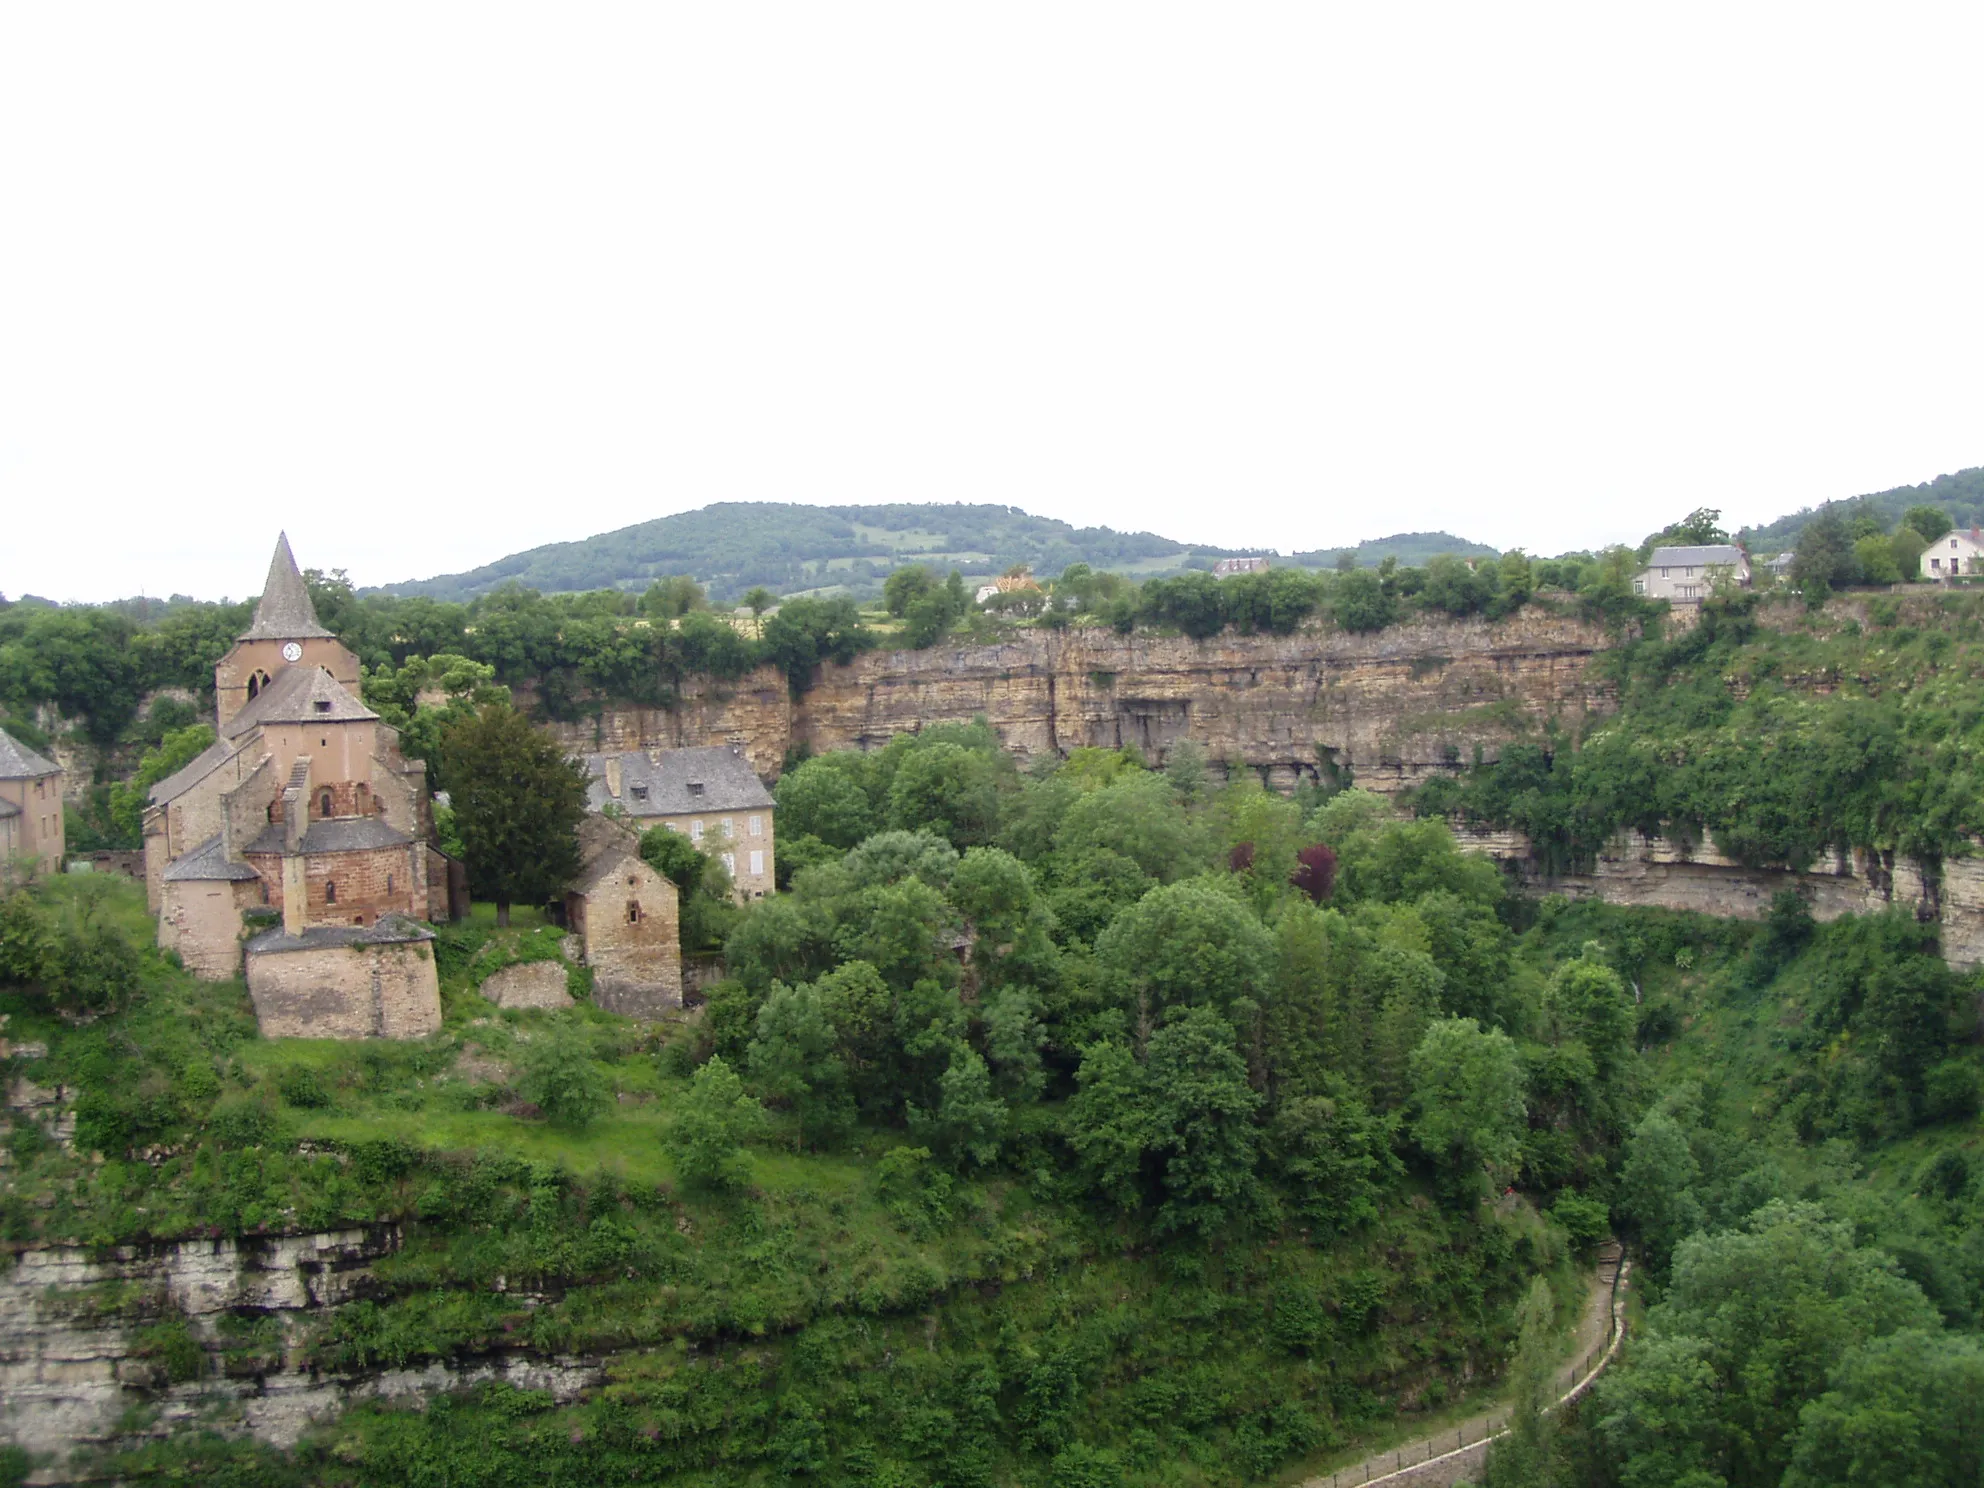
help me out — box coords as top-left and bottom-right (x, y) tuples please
(545, 611), (1620, 792)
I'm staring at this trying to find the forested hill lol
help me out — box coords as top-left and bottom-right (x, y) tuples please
(1737, 465), (1984, 552)
(374, 502), (1495, 603)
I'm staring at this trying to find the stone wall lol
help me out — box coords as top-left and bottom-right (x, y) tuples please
(156, 878), (260, 980)
(0, 1226), (601, 1473)
(543, 611), (1618, 792)
(1456, 823), (1984, 970)
(245, 938), (442, 1039)
(573, 854), (683, 1019)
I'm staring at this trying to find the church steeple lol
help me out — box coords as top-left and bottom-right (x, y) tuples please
(238, 533), (335, 641)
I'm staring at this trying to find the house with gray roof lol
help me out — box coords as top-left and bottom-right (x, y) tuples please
(1634, 544), (1751, 603)
(0, 726), (64, 877)
(581, 745), (776, 901)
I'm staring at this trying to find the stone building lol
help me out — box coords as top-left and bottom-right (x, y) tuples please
(1633, 544), (1750, 603)
(143, 535), (452, 1037)
(0, 729), (65, 879)
(563, 814), (682, 1017)
(581, 745), (774, 901)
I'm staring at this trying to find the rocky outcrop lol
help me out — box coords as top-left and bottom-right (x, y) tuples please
(1457, 823), (1984, 969)
(0, 1226), (601, 1477)
(544, 611), (1619, 792)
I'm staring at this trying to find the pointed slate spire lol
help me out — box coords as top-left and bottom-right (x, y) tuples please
(239, 533), (335, 641)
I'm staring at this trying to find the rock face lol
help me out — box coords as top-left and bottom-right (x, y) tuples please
(1457, 823), (1984, 969)
(479, 960), (576, 1010)
(0, 1226), (602, 1475)
(545, 612), (1619, 793)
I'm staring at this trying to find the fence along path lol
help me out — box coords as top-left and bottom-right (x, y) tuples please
(1302, 1243), (1631, 1488)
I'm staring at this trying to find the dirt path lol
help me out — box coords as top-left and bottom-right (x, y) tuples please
(1300, 1243), (1630, 1488)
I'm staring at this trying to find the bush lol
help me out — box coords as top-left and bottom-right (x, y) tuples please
(208, 1092), (278, 1149)
(672, 1055), (764, 1191)
(1923, 1059), (1983, 1124)
(516, 1026), (610, 1129)
(1549, 1191), (1612, 1249)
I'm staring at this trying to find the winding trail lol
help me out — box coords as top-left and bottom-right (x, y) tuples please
(1300, 1244), (1631, 1488)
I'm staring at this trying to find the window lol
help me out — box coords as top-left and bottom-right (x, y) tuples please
(325, 881), (337, 904)
(721, 852), (736, 876)
(386, 874), (394, 894)
(1953, 539), (1960, 549)
(320, 791), (333, 818)
(631, 783), (649, 800)
(627, 901), (642, 924)
(748, 815), (762, 837)
(690, 820), (703, 843)
(750, 850), (764, 876)
(1934, 557), (1943, 570)
(314, 699), (333, 714)
(1659, 567), (1669, 578)
(688, 781), (705, 797)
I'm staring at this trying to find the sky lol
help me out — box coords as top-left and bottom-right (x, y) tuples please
(4, 6), (1982, 603)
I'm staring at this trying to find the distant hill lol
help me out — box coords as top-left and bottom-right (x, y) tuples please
(1738, 466), (1984, 552)
(375, 502), (1497, 602)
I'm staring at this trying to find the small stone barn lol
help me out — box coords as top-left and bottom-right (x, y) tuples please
(564, 816), (681, 1018)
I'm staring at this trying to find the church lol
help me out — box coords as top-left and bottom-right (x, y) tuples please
(145, 536), (451, 1038)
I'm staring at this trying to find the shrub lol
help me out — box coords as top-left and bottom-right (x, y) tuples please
(208, 1092), (278, 1149)
(516, 1026), (610, 1129)
(672, 1055), (764, 1191)
(1549, 1191), (1612, 1249)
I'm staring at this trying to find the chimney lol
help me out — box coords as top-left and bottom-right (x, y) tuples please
(605, 756), (623, 798)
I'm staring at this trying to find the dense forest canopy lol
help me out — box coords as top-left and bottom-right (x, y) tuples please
(370, 501), (1495, 603)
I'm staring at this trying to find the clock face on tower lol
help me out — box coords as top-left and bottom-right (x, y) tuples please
(281, 642), (303, 662)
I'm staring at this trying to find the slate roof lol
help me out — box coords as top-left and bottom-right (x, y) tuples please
(242, 817), (414, 856)
(1644, 544), (1748, 569)
(222, 665), (377, 740)
(0, 797), (19, 821)
(571, 815), (667, 894)
(148, 738), (241, 805)
(583, 746), (774, 818)
(161, 834), (262, 883)
(239, 533), (336, 641)
(247, 914), (434, 954)
(0, 728), (60, 780)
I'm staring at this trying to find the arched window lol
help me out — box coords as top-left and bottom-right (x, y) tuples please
(247, 669), (271, 699)
(320, 790), (333, 819)
(386, 874), (394, 895)
(325, 881), (337, 904)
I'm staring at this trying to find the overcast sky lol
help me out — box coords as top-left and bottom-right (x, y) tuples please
(4, 6), (1981, 602)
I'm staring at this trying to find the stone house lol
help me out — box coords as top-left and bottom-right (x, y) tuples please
(143, 535), (451, 1037)
(1922, 527), (1984, 580)
(581, 745), (775, 901)
(563, 814), (682, 1017)
(1633, 544), (1750, 602)
(0, 729), (65, 879)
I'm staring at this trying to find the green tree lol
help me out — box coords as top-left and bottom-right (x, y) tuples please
(886, 742), (1000, 848)
(1901, 504), (1951, 543)
(1784, 1330), (1984, 1488)
(1408, 1017), (1526, 1194)
(1482, 1277), (1557, 1488)
(1853, 534), (1902, 585)
(1601, 1200), (1940, 1487)
(1265, 1079), (1399, 1232)
(106, 723), (217, 845)
(1143, 1007), (1263, 1235)
(748, 981), (855, 1150)
(908, 1043), (1006, 1168)
(1546, 955), (1634, 1077)
(440, 702), (588, 925)
(741, 587), (776, 636)
(1053, 772), (1206, 881)
(672, 1055), (765, 1190)
(517, 1025), (610, 1129)
(1792, 505), (1857, 598)
(1331, 568), (1396, 632)
(1093, 879), (1274, 1037)
(883, 565), (939, 618)
(774, 758), (878, 849)
(1616, 1110), (1703, 1270)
